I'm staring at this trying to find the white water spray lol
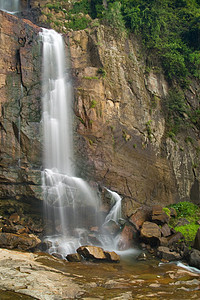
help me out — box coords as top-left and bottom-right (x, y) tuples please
(104, 188), (122, 224)
(0, 0), (20, 14)
(40, 29), (101, 257)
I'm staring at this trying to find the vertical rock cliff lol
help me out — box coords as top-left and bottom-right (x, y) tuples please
(68, 26), (200, 215)
(0, 11), (42, 217)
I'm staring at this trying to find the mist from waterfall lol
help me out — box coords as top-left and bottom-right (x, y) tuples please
(0, 0), (21, 14)
(40, 28), (102, 257)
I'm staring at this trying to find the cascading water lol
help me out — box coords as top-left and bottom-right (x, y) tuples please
(104, 188), (122, 224)
(0, 0), (21, 14)
(40, 29), (102, 257)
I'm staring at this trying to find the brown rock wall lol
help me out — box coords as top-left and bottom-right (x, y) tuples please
(0, 11), (42, 217)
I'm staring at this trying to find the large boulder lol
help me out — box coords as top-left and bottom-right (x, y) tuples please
(129, 207), (151, 230)
(152, 206), (170, 224)
(193, 227), (200, 251)
(157, 246), (181, 261)
(140, 221), (161, 239)
(117, 224), (137, 250)
(161, 223), (171, 237)
(188, 249), (200, 269)
(77, 246), (120, 262)
(167, 232), (184, 246)
(0, 232), (41, 250)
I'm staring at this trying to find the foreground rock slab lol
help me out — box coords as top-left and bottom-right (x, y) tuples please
(0, 248), (83, 299)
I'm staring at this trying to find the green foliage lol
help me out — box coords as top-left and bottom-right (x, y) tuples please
(67, 15), (91, 30)
(164, 88), (188, 137)
(174, 224), (199, 242)
(168, 201), (200, 243)
(90, 100), (97, 108)
(103, 1), (126, 32)
(169, 201), (199, 220)
(97, 68), (106, 78)
(163, 207), (171, 217)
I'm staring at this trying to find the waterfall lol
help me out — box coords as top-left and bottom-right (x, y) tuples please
(40, 29), (101, 257)
(0, 0), (20, 14)
(104, 188), (122, 224)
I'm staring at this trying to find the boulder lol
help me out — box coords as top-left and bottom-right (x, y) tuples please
(161, 224), (171, 237)
(152, 205), (170, 224)
(103, 220), (120, 235)
(158, 237), (169, 247)
(188, 249), (200, 269)
(66, 253), (82, 262)
(167, 232), (184, 246)
(129, 207), (151, 230)
(175, 218), (190, 227)
(77, 246), (106, 261)
(104, 251), (120, 262)
(0, 232), (41, 250)
(157, 246), (181, 261)
(117, 224), (137, 250)
(76, 246), (120, 262)
(140, 221), (161, 239)
(193, 227), (200, 251)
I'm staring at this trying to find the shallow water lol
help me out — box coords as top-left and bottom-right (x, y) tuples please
(34, 252), (200, 300)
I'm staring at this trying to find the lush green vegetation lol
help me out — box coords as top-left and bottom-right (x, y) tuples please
(43, 1), (200, 140)
(168, 201), (200, 243)
(67, 0), (200, 83)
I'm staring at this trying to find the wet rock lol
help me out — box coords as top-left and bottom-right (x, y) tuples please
(152, 205), (170, 224)
(188, 249), (200, 269)
(104, 250), (120, 262)
(129, 207), (151, 230)
(0, 232), (41, 250)
(77, 245), (106, 261)
(66, 253), (82, 262)
(52, 253), (63, 259)
(193, 227), (200, 251)
(161, 224), (171, 237)
(103, 220), (120, 235)
(39, 240), (53, 252)
(137, 252), (147, 261)
(118, 224), (137, 250)
(157, 246), (181, 261)
(140, 221), (161, 239)
(77, 245), (120, 262)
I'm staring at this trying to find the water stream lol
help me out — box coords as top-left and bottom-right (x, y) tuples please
(40, 29), (103, 257)
(0, 0), (21, 14)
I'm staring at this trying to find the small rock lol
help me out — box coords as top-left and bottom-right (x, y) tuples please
(157, 246), (181, 261)
(137, 252), (147, 261)
(104, 250), (120, 262)
(40, 240), (53, 251)
(9, 213), (20, 223)
(149, 283), (160, 288)
(52, 253), (63, 259)
(66, 253), (82, 262)
(161, 224), (171, 237)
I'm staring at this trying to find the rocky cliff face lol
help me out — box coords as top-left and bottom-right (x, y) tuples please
(68, 26), (200, 215)
(0, 11), (42, 218)
(0, 6), (199, 220)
